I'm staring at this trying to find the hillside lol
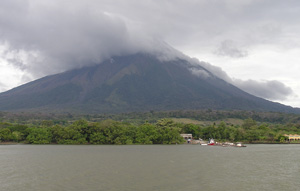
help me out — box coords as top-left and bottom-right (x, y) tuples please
(0, 53), (299, 113)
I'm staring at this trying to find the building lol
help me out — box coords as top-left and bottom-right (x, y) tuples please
(180, 134), (193, 143)
(284, 134), (300, 141)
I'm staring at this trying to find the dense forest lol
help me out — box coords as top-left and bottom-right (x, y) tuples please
(0, 119), (185, 144)
(2, 109), (300, 125)
(0, 110), (300, 144)
(1, 109), (300, 144)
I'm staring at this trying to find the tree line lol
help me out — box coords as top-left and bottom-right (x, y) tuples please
(2, 109), (300, 126)
(0, 118), (299, 144)
(181, 118), (295, 143)
(0, 119), (184, 144)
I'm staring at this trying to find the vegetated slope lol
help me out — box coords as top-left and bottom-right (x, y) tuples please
(0, 53), (299, 113)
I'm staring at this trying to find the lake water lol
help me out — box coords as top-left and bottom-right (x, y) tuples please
(0, 144), (299, 191)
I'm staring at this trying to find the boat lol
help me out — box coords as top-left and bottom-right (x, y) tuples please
(208, 138), (215, 146)
(236, 142), (246, 147)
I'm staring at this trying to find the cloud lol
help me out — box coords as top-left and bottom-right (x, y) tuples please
(0, 0), (181, 78)
(215, 40), (248, 58)
(1, 0), (299, 79)
(0, 81), (7, 92)
(232, 79), (294, 101)
(189, 57), (294, 101)
(188, 58), (232, 82)
(0, 0), (299, 106)
(0, 3), (128, 76)
(189, 68), (211, 79)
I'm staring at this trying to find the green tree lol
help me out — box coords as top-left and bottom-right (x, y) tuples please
(0, 128), (12, 142)
(136, 123), (158, 144)
(155, 119), (183, 144)
(90, 132), (107, 144)
(41, 120), (54, 127)
(181, 124), (203, 139)
(11, 131), (24, 142)
(242, 118), (257, 129)
(53, 126), (87, 144)
(235, 128), (246, 141)
(26, 127), (52, 144)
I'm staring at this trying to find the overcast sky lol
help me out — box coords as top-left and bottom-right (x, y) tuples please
(0, 0), (300, 108)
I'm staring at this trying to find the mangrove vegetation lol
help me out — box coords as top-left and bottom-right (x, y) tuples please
(1, 115), (300, 144)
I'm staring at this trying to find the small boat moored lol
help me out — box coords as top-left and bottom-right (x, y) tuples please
(208, 138), (215, 146)
(236, 142), (246, 147)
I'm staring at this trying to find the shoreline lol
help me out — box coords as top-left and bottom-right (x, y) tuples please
(1, 141), (300, 145)
(0, 142), (24, 145)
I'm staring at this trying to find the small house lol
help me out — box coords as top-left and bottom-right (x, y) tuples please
(180, 134), (193, 143)
(284, 134), (300, 141)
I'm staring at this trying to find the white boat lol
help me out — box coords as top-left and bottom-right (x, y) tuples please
(236, 142), (246, 147)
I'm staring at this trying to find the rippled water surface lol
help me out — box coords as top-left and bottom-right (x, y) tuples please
(0, 144), (299, 191)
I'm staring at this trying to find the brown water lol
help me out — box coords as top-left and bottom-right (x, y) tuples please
(0, 144), (299, 191)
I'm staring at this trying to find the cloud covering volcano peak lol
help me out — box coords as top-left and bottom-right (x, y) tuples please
(0, 0), (299, 106)
(0, 1), (147, 76)
(1, 1), (188, 77)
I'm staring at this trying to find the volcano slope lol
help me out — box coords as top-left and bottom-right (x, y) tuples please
(0, 53), (298, 113)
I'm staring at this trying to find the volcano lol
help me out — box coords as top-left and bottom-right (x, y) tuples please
(0, 53), (298, 113)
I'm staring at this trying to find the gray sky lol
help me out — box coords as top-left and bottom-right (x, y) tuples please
(0, 0), (300, 107)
